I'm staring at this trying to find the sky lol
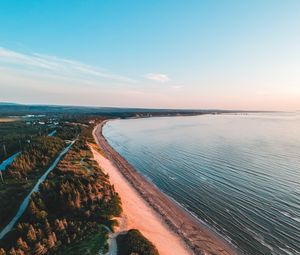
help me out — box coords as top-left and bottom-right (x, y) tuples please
(1, 0), (300, 111)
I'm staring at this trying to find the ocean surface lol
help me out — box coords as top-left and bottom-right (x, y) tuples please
(103, 113), (300, 255)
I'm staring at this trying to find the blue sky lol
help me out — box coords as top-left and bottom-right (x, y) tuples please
(1, 0), (300, 110)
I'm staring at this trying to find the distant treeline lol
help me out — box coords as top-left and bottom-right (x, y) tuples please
(0, 103), (242, 118)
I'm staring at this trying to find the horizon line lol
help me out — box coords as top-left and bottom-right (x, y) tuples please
(0, 101), (286, 113)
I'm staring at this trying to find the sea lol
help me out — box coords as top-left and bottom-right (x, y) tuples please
(103, 113), (300, 255)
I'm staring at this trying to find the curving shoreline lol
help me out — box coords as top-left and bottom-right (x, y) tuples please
(93, 120), (241, 255)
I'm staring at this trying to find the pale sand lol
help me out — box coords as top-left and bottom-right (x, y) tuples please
(92, 121), (241, 255)
(0, 117), (19, 122)
(91, 146), (193, 255)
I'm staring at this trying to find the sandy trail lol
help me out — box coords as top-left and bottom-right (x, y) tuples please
(101, 225), (118, 255)
(92, 147), (193, 255)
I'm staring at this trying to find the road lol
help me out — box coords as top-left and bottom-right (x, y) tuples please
(0, 140), (76, 239)
(0, 129), (57, 172)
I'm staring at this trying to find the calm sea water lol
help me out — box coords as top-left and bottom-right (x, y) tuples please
(103, 113), (300, 255)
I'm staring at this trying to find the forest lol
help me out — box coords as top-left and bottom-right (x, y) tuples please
(0, 118), (159, 255)
(0, 127), (122, 254)
(0, 121), (52, 162)
(0, 135), (66, 230)
(0, 121), (82, 229)
(6, 136), (64, 180)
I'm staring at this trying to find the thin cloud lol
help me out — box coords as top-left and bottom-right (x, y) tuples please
(145, 73), (170, 83)
(171, 85), (183, 90)
(0, 47), (136, 83)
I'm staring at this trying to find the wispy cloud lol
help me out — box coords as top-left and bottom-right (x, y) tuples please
(144, 73), (170, 83)
(0, 47), (135, 83)
(171, 85), (183, 90)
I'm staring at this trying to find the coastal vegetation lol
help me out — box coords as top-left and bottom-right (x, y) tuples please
(57, 231), (108, 255)
(6, 136), (64, 180)
(0, 125), (122, 254)
(0, 117), (160, 255)
(0, 121), (51, 162)
(55, 124), (79, 141)
(0, 136), (65, 230)
(117, 229), (159, 255)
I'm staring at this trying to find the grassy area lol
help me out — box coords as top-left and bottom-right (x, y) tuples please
(59, 228), (109, 255)
(88, 142), (107, 159)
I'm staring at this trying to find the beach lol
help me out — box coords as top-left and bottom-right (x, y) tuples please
(92, 121), (240, 255)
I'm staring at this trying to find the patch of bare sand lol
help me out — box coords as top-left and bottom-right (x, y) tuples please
(91, 148), (193, 255)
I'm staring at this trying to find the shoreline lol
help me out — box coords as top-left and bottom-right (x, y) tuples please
(93, 120), (241, 255)
(92, 122), (193, 255)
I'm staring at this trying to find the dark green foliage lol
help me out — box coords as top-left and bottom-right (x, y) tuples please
(56, 124), (79, 140)
(6, 136), (65, 179)
(78, 125), (95, 143)
(0, 138), (122, 255)
(117, 229), (159, 255)
(0, 121), (50, 162)
(0, 136), (65, 229)
(57, 229), (108, 255)
(0, 117), (159, 255)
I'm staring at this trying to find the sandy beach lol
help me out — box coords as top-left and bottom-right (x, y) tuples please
(91, 143), (192, 255)
(92, 121), (241, 255)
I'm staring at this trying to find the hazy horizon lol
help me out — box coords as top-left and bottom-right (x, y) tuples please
(1, 1), (300, 111)
(2, 100), (298, 113)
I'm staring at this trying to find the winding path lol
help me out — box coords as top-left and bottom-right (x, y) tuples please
(0, 140), (76, 239)
(101, 226), (118, 255)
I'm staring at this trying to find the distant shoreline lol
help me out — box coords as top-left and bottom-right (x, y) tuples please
(93, 120), (242, 255)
